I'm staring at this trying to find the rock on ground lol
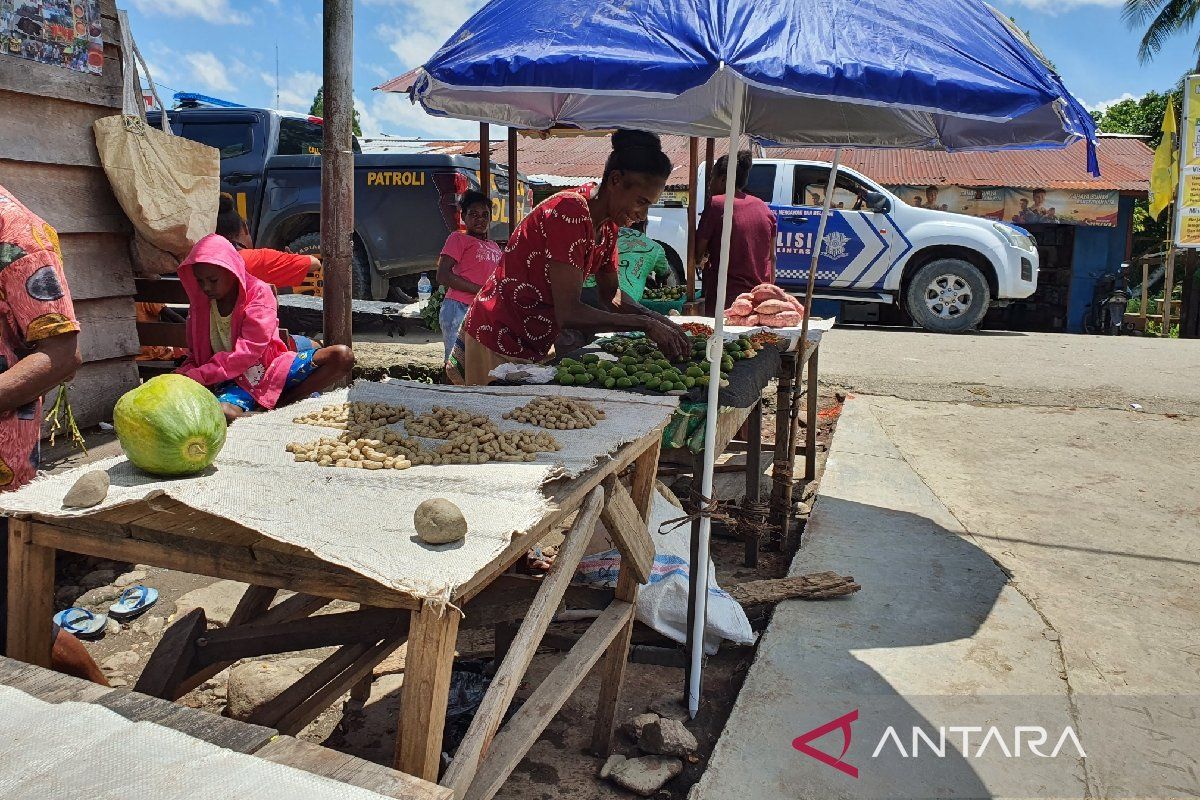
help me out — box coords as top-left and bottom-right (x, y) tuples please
(172, 580), (250, 627)
(639, 717), (698, 757)
(600, 754), (683, 796)
(621, 712), (660, 741)
(100, 650), (139, 674)
(226, 657), (320, 721)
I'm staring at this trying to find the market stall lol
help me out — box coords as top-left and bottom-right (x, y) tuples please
(2, 381), (674, 796)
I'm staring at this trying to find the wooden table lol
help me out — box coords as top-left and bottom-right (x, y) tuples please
(0, 655), (450, 799)
(770, 336), (820, 546)
(5, 430), (664, 800)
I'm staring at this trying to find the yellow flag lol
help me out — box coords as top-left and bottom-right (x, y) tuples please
(1149, 98), (1178, 220)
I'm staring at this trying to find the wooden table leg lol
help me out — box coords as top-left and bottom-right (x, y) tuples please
(590, 439), (659, 756)
(395, 604), (461, 782)
(805, 349), (819, 482)
(745, 399), (763, 567)
(771, 352), (797, 527)
(6, 520), (55, 668)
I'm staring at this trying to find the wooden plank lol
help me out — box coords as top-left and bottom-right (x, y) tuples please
(5, 519), (55, 668)
(0, 655), (114, 704)
(98, 689), (277, 753)
(463, 601), (635, 800)
(442, 487), (605, 798)
(134, 277), (187, 304)
(628, 436), (661, 521)
(30, 521), (420, 610)
(395, 605), (461, 781)
(452, 429), (666, 605)
(136, 321), (189, 349)
(133, 607), (207, 700)
(599, 478), (653, 584)
(41, 357), (138, 431)
(59, 232), (136, 301)
(255, 737), (453, 800)
(195, 608), (408, 665)
(0, 161), (128, 234)
(0, 90), (109, 168)
(76, 297), (140, 363)
(273, 636), (405, 736)
(0, 54), (122, 109)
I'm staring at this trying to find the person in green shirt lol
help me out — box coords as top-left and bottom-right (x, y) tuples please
(581, 220), (673, 305)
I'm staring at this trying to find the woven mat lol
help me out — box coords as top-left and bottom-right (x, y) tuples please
(1, 381), (676, 606)
(0, 686), (393, 799)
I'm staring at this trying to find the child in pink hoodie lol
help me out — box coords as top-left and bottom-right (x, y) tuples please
(177, 234), (354, 422)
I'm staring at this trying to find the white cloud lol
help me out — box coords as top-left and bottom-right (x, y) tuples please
(187, 51), (235, 93)
(1088, 92), (1139, 113)
(260, 70), (323, 113)
(360, 92), (479, 139)
(373, 0), (487, 70)
(127, 0), (249, 25)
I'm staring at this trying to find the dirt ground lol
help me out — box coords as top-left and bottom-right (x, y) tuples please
(42, 338), (842, 799)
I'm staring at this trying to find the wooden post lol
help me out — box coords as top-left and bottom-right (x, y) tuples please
(321, 0), (354, 348)
(687, 136), (699, 300)
(6, 520), (55, 668)
(395, 605), (460, 782)
(1141, 259), (1149, 328)
(479, 123), (491, 211)
(1163, 249), (1176, 334)
(507, 127), (518, 239)
(704, 138), (715, 201)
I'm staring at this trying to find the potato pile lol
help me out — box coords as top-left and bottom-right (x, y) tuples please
(286, 401), (561, 469)
(502, 397), (605, 430)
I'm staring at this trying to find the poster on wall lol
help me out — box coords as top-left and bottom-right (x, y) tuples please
(886, 185), (1118, 227)
(1, 0), (104, 75)
(1175, 75), (1200, 248)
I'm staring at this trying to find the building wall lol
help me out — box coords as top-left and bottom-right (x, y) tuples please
(1066, 196), (1136, 333)
(0, 0), (139, 428)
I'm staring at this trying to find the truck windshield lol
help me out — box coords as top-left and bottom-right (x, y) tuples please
(793, 166), (873, 210)
(182, 122), (253, 160)
(278, 118), (324, 156)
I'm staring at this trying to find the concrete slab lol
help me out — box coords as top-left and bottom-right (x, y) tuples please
(694, 398), (1078, 800)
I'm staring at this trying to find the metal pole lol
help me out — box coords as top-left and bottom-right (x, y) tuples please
(508, 127), (518, 238)
(704, 139), (716, 201)
(320, 0), (354, 348)
(479, 122), (491, 210)
(687, 136), (699, 300)
(689, 77), (746, 720)
(796, 149), (841, 363)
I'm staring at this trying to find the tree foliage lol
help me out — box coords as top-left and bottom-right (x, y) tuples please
(1123, 0), (1200, 65)
(310, 87), (363, 137)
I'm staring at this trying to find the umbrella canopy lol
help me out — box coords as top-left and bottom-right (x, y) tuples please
(403, 0), (1097, 169)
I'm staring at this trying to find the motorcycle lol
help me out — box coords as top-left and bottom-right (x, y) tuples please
(1084, 269), (1131, 336)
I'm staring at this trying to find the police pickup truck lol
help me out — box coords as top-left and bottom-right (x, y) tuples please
(149, 107), (530, 300)
(648, 158), (1038, 332)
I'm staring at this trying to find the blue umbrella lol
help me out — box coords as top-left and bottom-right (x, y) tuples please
(391, 0), (1098, 725)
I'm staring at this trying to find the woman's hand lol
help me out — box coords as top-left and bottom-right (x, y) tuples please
(645, 318), (690, 362)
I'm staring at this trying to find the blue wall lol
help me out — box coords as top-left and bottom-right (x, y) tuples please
(1066, 196), (1134, 333)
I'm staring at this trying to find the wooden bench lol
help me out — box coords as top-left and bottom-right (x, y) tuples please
(133, 276), (292, 380)
(0, 655), (451, 799)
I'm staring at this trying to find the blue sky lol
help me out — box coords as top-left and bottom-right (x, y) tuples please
(124, 0), (1200, 139)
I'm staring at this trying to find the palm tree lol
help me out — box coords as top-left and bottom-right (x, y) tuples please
(1124, 0), (1200, 67)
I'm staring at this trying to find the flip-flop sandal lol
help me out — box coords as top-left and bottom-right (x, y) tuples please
(108, 585), (158, 621)
(53, 607), (107, 639)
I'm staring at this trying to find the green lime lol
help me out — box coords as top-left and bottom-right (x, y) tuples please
(604, 377), (616, 389)
(616, 377), (633, 388)
(672, 382), (687, 392)
(583, 353), (600, 364)
(577, 373), (594, 384)
(610, 367), (627, 379)
(558, 373), (575, 385)
(684, 376), (696, 388)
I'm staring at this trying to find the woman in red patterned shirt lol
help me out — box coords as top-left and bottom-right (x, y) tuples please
(449, 130), (689, 385)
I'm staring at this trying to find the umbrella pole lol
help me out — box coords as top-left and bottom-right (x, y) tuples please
(689, 77), (746, 719)
(798, 148), (841, 349)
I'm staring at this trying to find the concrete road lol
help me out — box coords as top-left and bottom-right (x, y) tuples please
(819, 327), (1200, 415)
(698, 329), (1200, 800)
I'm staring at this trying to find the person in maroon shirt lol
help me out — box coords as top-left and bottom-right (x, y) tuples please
(696, 151), (778, 316)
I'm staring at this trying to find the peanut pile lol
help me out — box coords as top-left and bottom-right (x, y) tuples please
(286, 401), (561, 469)
(502, 396), (605, 430)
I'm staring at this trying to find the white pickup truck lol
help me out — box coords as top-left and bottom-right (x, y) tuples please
(647, 158), (1039, 333)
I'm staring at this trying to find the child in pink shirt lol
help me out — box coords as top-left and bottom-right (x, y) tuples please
(436, 191), (502, 360)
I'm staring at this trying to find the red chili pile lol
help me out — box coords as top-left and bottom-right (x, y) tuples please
(680, 322), (714, 337)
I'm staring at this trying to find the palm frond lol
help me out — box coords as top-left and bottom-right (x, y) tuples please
(1132, 0), (1200, 62)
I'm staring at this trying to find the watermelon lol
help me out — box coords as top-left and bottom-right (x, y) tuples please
(114, 375), (227, 476)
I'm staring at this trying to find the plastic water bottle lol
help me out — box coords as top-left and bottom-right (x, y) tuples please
(417, 273), (432, 303)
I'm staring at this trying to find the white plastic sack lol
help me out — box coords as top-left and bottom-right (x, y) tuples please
(576, 488), (756, 655)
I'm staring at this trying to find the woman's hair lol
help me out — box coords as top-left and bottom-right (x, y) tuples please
(459, 189), (490, 214)
(603, 129), (672, 181)
(216, 192), (246, 239)
(713, 150), (754, 190)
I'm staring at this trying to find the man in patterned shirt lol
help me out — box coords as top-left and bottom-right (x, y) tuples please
(0, 184), (107, 684)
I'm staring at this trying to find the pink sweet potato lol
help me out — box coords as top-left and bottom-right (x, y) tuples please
(758, 310), (803, 328)
(745, 314), (760, 326)
(750, 283), (787, 303)
(754, 299), (793, 315)
(729, 299), (754, 316)
(736, 292), (755, 303)
(724, 314), (751, 326)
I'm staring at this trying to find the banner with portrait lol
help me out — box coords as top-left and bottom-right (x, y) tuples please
(886, 185), (1119, 227)
(1, 0), (104, 75)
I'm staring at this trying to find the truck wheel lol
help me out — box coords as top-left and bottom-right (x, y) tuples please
(904, 259), (990, 333)
(285, 232), (373, 300)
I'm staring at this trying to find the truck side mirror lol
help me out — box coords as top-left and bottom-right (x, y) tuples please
(864, 192), (890, 213)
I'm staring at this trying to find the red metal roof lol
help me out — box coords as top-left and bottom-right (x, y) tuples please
(409, 134), (1150, 194)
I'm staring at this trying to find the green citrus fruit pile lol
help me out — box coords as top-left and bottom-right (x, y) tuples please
(554, 333), (760, 393)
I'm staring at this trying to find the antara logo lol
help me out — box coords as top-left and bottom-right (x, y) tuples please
(793, 710), (1087, 778)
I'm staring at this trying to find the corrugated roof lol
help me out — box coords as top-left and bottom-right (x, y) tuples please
(404, 134), (1150, 194)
